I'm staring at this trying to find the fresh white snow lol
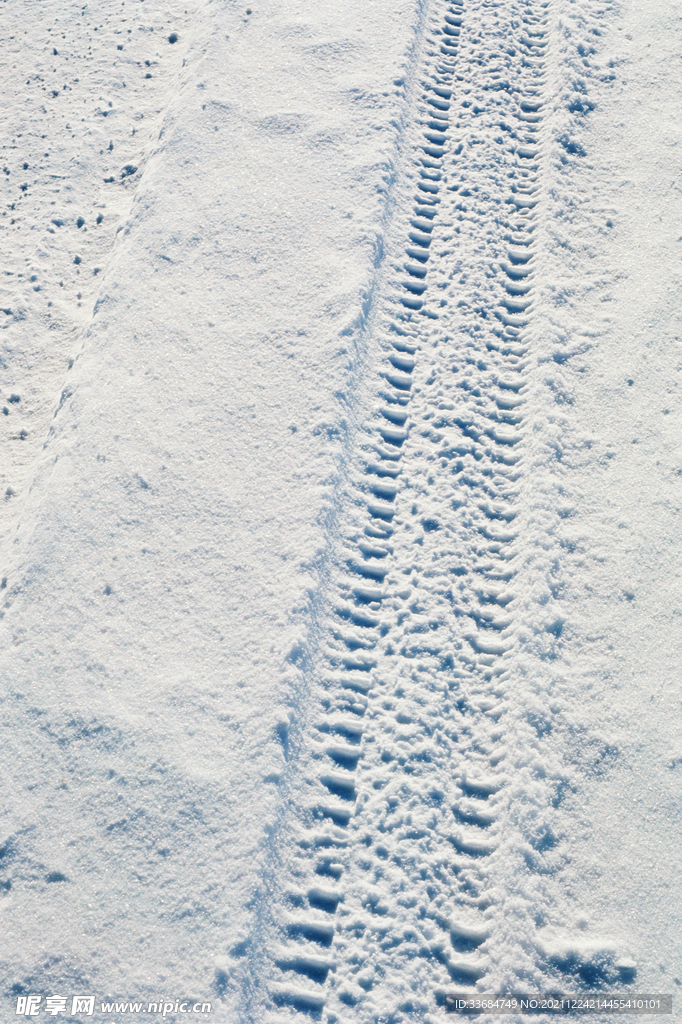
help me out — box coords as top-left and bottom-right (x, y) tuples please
(2, 0), (682, 1021)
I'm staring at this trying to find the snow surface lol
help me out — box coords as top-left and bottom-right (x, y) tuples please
(2, 0), (682, 1021)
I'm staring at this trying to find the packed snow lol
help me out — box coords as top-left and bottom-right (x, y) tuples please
(2, 0), (682, 1021)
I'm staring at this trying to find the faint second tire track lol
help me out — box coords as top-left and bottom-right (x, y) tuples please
(0, 0), (198, 568)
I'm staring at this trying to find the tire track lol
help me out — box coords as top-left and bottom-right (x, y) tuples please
(319, 4), (552, 1012)
(261, 3), (467, 1017)
(261, 0), (559, 1018)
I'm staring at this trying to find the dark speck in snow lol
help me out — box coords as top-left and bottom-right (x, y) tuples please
(168, 32), (178, 43)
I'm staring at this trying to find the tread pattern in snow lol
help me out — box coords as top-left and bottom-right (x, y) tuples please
(259, 0), (563, 1018)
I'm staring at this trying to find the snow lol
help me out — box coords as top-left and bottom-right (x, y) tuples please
(2, 0), (682, 1021)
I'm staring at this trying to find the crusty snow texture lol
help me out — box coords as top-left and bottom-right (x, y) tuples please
(2, 0), (682, 1022)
